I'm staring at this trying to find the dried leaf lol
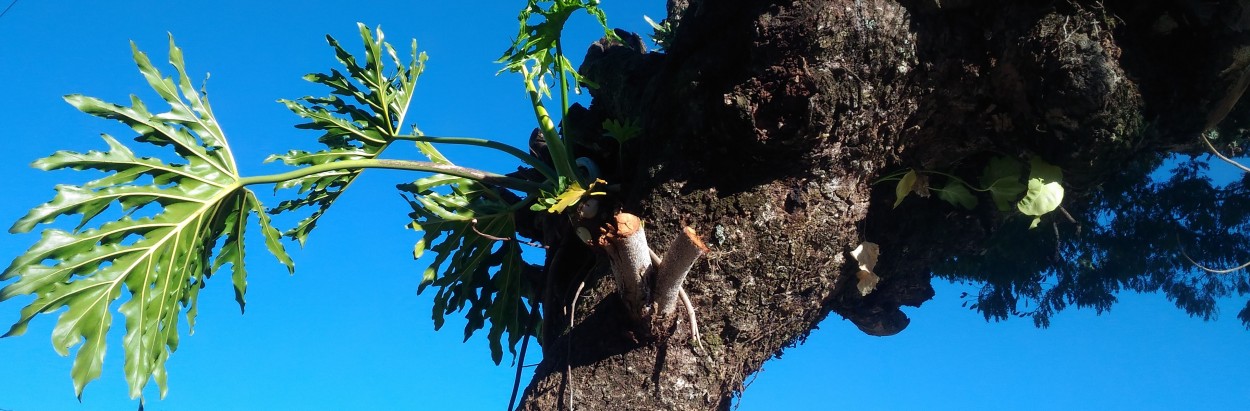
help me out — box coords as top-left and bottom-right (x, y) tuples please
(851, 242), (881, 296)
(851, 242), (880, 273)
(912, 173), (931, 198)
(856, 270), (881, 296)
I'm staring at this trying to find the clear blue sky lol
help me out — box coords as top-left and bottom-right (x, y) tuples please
(0, 1), (1246, 410)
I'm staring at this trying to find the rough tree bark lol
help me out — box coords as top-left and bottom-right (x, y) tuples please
(516, 0), (1250, 409)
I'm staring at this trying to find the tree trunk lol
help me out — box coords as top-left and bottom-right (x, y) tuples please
(518, 0), (1250, 409)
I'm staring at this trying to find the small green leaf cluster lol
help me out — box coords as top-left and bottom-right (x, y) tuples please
(643, 15), (674, 51)
(886, 155), (1066, 228)
(602, 117), (642, 145)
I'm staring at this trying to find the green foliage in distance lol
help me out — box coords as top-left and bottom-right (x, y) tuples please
(0, 38), (294, 400)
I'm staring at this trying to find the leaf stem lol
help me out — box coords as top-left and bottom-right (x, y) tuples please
(522, 65), (580, 185)
(393, 134), (556, 180)
(871, 169), (912, 185)
(238, 159), (542, 192)
(922, 170), (991, 192)
(874, 169), (993, 192)
(556, 39), (570, 118)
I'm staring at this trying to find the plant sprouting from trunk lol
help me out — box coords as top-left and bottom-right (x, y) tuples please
(0, 6), (614, 400)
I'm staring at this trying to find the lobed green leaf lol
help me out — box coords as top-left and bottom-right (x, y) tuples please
(2, 37), (292, 401)
(401, 169), (536, 364)
(272, 23), (426, 244)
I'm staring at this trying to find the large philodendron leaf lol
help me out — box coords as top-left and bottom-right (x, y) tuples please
(400, 142), (537, 364)
(0, 38), (292, 400)
(272, 23), (426, 245)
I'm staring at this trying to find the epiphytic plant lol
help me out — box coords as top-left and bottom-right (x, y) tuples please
(880, 155), (1066, 228)
(1, 0), (621, 402)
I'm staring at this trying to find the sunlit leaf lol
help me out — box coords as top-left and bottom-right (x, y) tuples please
(1, 37), (290, 400)
(399, 173), (536, 364)
(549, 183), (587, 214)
(273, 23), (426, 245)
(1018, 156), (1065, 229)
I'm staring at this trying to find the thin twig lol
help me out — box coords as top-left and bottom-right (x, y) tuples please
(0, 0), (17, 21)
(679, 289), (704, 351)
(507, 298), (542, 411)
(1200, 133), (1250, 174)
(1057, 206), (1080, 236)
(1183, 134), (1250, 274)
(1178, 234), (1250, 274)
(470, 218), (547, 249)
(566, 279), (587, 411)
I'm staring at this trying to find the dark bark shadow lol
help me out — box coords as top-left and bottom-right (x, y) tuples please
(564, 295), (648, 368)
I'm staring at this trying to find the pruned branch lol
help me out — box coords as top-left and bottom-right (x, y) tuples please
(654, 227), (708, 315)
(597, 213), (652, 321)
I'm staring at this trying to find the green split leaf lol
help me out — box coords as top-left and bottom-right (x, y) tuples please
(273, 23), (426, 245)
(2, 37), (291, 400)
(498, 0), (613, 81)
(399, 146), (537, 363)
(501, 1), (616, 187)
